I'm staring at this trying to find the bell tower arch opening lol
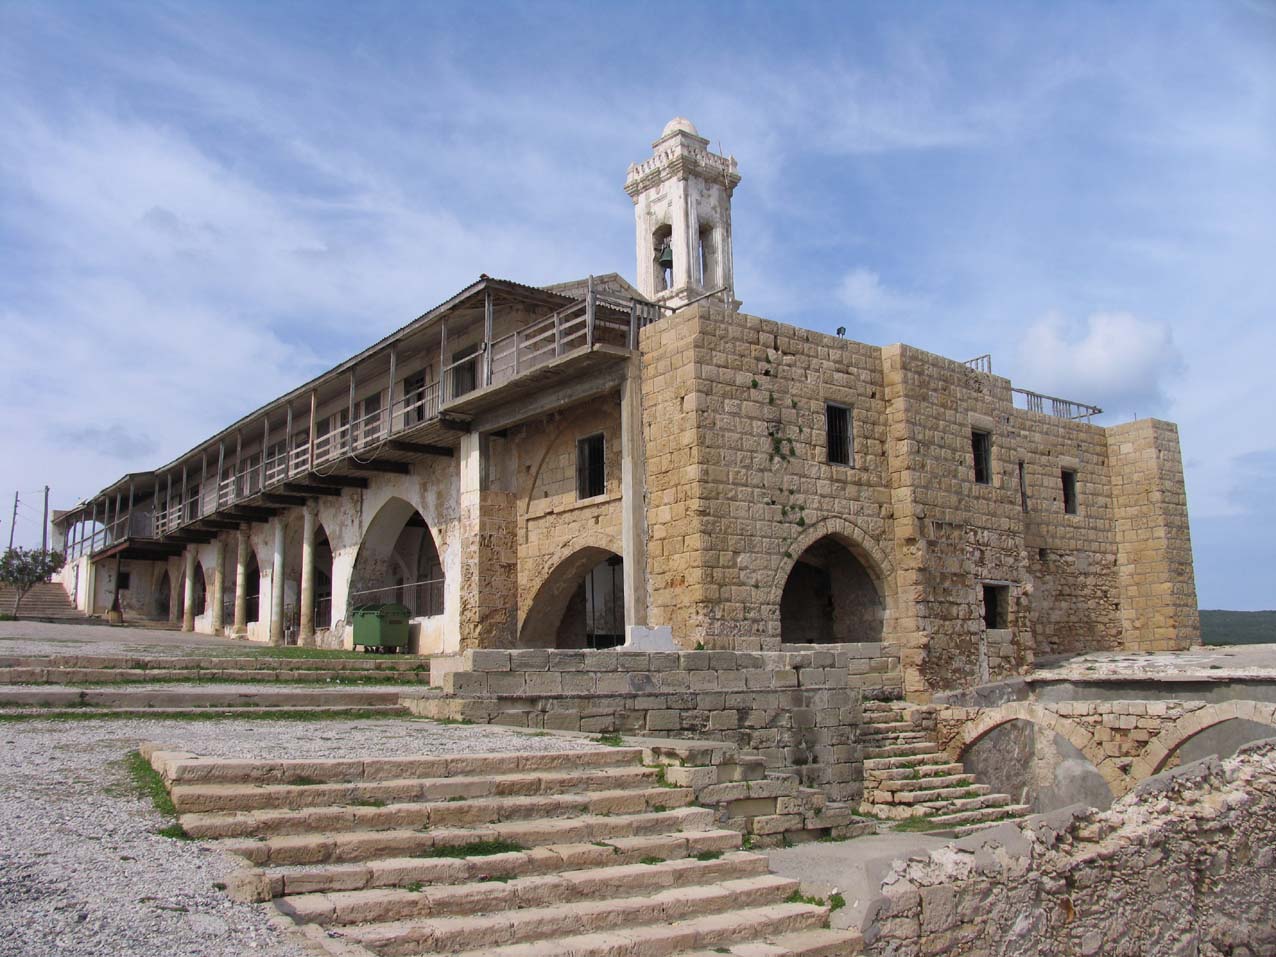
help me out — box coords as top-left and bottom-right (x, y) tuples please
(626, 117), (741, 309)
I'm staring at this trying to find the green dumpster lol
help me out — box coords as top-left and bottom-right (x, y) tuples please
(351, 603), (411, 652)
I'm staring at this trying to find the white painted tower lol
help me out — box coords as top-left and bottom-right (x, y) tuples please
(624, 118), (741, 310)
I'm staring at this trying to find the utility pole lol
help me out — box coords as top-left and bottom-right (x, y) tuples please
(7, 492), (17, 551)
(42, 486), (49, 552)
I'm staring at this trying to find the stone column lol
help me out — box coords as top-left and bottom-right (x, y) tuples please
(210, 537), (225, 634)
(270, 517), (286, 646)
(181, 548), (196, 632)
(299, 502), (316, 646)
(233, 527), (249, 636)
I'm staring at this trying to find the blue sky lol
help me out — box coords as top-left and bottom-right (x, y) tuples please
(1, 1), (1273, 609)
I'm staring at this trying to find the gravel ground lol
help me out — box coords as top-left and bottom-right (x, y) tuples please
(0, 717), (600, 957)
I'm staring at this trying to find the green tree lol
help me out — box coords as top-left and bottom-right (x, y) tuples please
(0, 548), (66, 618)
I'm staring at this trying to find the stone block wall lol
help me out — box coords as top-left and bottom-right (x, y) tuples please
(860, 741), (1276, 956)
(418, 647), (903, 803)
(1107, 419), (1199, 651)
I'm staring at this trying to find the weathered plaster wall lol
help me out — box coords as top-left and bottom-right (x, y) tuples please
(861, 741), (1276, 957)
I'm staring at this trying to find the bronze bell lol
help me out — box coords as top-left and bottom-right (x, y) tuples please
(657, 241), (674, 269)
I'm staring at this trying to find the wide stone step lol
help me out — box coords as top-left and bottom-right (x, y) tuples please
(265, 829), (746, 898)
(876, 773), (976, 793)
(0, 654), (430, 672)
(871, 784), (990, 806)
(866, 763), (966, 782)
(0, 686), (406, 710)
(915, 793), (1011, 814)
(0, 666), (434, 684)
(162, 747), (645, 786)
(183, 786), (695, 839)
(280, 852), (772, 927)
(173, 765), (660, 813)
(928, 804), (1031, 828)
(221, 806), (717, 866)
(861, 753), (953, 772)
(858, 731), (930, 745)
(341, 873), (800, 956)
(862, 743), (942, 760)
(445, 902), (834, 957)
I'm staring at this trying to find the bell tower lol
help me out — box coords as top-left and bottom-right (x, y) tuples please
(624, 117), (741, 310)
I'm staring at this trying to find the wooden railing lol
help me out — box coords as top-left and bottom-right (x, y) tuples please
(138, 287), (653, 537)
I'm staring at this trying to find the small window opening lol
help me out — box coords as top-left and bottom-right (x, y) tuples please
(826, 404), (852, 466)
(1061, 469), (1078, 515)
(1038, 548), (1048, 562)
(577, 433), (606, 499)
(117, 570), (131, 591)
(1018, 461), (1029, 511)
(982, 584), (1009, 630)
(972, 430), (992, 485)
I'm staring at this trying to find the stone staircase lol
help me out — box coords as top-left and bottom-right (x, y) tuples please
(859, 701), (1029, 834)
(146, 743), (863, 957)
(0, 581), (84, 620)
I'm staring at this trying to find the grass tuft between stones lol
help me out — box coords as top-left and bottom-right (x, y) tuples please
(122, 750), (189, 840)
(417, 839), (525, 859)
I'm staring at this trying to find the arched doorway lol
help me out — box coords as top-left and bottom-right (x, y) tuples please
(154, 570), (171, 620)
(314, 525), (334, 629)
(348, 498), (444, 618)
(191, 563), (207, 617)
(520, 547), (626, 649)
(780, 535), (883, 644)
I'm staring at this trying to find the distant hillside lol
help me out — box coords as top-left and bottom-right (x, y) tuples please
(1199, 609), (1276, 646)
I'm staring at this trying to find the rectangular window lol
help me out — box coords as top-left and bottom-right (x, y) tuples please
(826, 403), (852, 466)
(117, 570), (131, 591)
(982, 584), (1009, 629)
(1062, 469), (1078, 515)
(577, 433), (606, 499)
(972, 430), (992, 485)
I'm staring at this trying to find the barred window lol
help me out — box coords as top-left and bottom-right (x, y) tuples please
(826, 404), (852, 466)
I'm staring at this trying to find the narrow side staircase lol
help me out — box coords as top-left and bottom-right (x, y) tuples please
(147, 743), (862, 957)
(859, 701), (1029, 835)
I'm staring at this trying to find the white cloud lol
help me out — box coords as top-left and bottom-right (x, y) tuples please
(1012, 311), (1183, 418)
(837, 267), (927, 326)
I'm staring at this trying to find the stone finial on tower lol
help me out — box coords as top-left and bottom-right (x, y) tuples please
(625, 118), (741, 310)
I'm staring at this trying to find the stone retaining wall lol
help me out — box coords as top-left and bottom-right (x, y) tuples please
(860, 740), (1276, 956)
(415, 646), (901, 803)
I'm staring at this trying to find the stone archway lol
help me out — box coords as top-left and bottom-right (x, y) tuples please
(348, 497), (444, 618)
(191, 562), (207, 617)
(945, 702), (1126, 799)
(520, 542), (626, 649)
(1132, 701), (1276, 781)
(769, 517), (894, 645)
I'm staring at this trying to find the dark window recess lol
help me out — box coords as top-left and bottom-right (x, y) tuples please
(1062, 469), (1078, 515)
(826, 404), (852, 466)
(982, 584), (1009, 629)
(116, 571), (131, 591)
(1018, 461), (1029, 511)
(403, 372), (427, 424)
(577, 433), (606, 499)
(972, 431), (992, 485)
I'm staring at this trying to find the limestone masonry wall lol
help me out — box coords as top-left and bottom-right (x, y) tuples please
(860, 740), (1276, 957)
(421, 646), (903, 803)
(1107, 419), (1199, 651)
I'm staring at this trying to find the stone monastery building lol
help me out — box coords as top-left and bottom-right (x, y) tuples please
(54, 118), (1199, 699)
